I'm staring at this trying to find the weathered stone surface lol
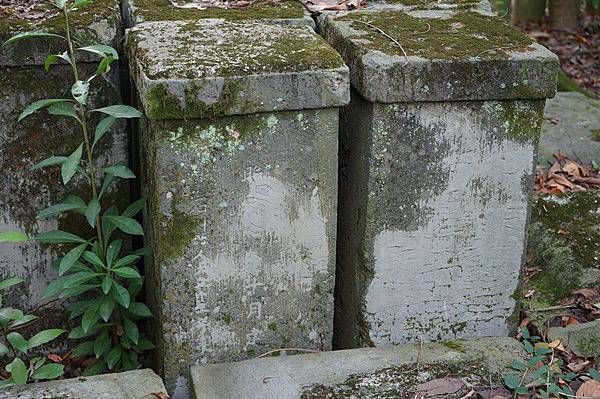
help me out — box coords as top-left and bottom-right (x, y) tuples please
(191, 337), (525, 399)
(126, 20), (349, 120)
(0, 369), (166, 399)
(123, 0), (313, 28)
(0, 5), (128, 330)
(548, 320), (600, 358)
(0, 0), (122, 66)
(538, 92), (600, 168)
(322, 8), (559, 103)
(128, 19), (348, 398)
(335, 94), (545, 348)
(327, 5), (557, 350)
(526, 191), (600, 310)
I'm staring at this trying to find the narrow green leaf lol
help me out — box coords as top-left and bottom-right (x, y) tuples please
(3, 32), (65, 47)
(122, 198), (146, 218)
(8, 357), (27, 385)
(37, 203), (84, 220)
(123, 316), (139, 345)
(31, 363), (64, 380)
(10, 314), (38, 328)
(82, 359), (106, 376)
(99, 174), (116, 199)
(59, 243), (88, 276)
(106, 347), (122, 370)
(61, 143), (83, 185)
(93, 330), (111, 358)
(128, 302), (152, 318)
(99, 296), (115, 322)
(91, 105), (142, 119)
(28, 329), (65, 349)
(63, 271), (101, 289)
(92, 116), (115, 150)
(71, 0), (92, 9)
(54, 0), (67, 8)
(82, 251), (105, 269)
(509, 361), (526, 371)
(112, 281), (130, 308)
(48, 101), (80, 121)
(106, 240), (122, 268)
(35, 230), (86, 244)
(59, 284), (98, 299)
(101, 274), (112, 294)
(42, 277), (66, 300)
(7, 333), (29, 354)
(77, 44), (118, 59)
(113, 255), (139, 268)
(74, 341), (94, 357)
(0, 277), (24, 290)
(32, 156), (67, 170)
(82, 304), (100, 333)
(103, 215), (143, 236)
(0, 342), (9, 356)
(0, 232), (28, 243)
(132, 246), (152, 257)
(102, 165), (135, 179)
(18, 99), (72, 122)
(96, 55), (116, 75)
(136, 339), (155, 351)
(85, 197), (101, 228)
(44, 54), (58, 72)
(113, 267), (141, 279)
(590, 368), (600, 382)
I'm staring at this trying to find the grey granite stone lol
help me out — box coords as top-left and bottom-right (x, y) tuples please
(548, 320), (600, 358)
(322, 8), (559, 102)
(0, 369), (167, 399)
(191, 337), (525, 399)
(538, 92), (600, 168)
(123, 0), (314, 29)
(334, 93), (545, 348)
(128, 18), (348, 398)
(126, 20), (349, 119)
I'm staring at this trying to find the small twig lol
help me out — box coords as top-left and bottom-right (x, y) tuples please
(255, 348), (320, 358)
(525, 304), (577, 314)
(351, 20), (410, 65)
(414, 22), (431, 35)
(459, 389), (475, 399)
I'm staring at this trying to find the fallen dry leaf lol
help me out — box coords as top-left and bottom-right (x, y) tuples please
(574, 288), (600, 299)
(577, 379), (600, 397)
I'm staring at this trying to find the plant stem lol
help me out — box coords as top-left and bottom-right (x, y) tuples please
(63, 5), (104, 250)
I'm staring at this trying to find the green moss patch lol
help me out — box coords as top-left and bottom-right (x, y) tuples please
(526, 191), (600, 309)
(337, 10), (534, 60)
(301, 361), (496, 398)
(385, 0), (481, 8)
(128, 20), (344, 81)
(129, 0), (304, 23)
(557, 71), (595, 99)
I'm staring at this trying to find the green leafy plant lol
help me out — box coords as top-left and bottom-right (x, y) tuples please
(504, 326), (600, 398)
(1, 0), (153, 376)
(0, 278), (65, 387)
(589, 0), (600, 10)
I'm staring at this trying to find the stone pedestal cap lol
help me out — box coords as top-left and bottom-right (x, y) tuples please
(126, 19), (350, 120)
(323, 8), (560, 103)
(123, 0), (313, 28)
(0, 0), (122, 67)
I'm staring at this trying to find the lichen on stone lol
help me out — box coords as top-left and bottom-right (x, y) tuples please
(336, 10), (534, 60)
(127, 20), (344, 81)
(127, 0), (305, 24)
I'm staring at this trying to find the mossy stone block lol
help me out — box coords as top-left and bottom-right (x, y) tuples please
(123, 0), (312, 28)
(548, 320), (600, 358)
(126, 20), (349, 119)
(0, 0), (122, 66)
(191, 337), (525, 399)
(322, 8), (559, 102)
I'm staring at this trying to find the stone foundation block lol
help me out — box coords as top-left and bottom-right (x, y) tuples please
(0, 369), (166, 399)
(323, 7), (559, 348)
(191, 337), (525, 399)
(126, 20), (349, 397)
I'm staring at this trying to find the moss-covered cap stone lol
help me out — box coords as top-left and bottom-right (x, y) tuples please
(323, 9), (559, 103)
(0, 0), (122, 67)
(126, 19), (350, 120)
(123, 0), (313, 28)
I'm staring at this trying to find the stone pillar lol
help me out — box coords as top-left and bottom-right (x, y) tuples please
(0, 2), (127, 317)
(323, 8), (559, 348)
(126, 20), (349, 397)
